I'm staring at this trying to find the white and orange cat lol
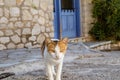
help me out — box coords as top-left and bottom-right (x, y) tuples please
(41, 37), (68, 80)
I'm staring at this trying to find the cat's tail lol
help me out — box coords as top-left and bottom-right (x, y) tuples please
(41, 40), (45, 57)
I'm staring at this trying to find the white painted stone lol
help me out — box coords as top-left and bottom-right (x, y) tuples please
(39, 10), (44, 17)
(9, 18), (17, 21)
(40, 26), (45, 32)
(4, 8), (9, 18)
(25, 42), (32, 48)
(29, 36), (36, 41)
(0, 24), (7, 29)
(17, 43), (24, 48)
(44, 33), (49, 37)
(37, 34), (45, 44)
(10, 7), (20, 17)
(49, 32), (54, 38)
(25, 22), (31, 27)
(38, 17), (45, 25)
(0, 31), (4, 36)
(0, 37), (10, 44)
(30, 8), (38, 15)
(8, 22), (14, 28)
(24, 0), (32, 6)
(22, 28), (31, 35)
(0, 8), (3, 16)
(22, 10), (32, 20)
(11, 35), (21, 44)
(0, 17), (8, 24)
(4, 0), (16, 6)
(7, 42), (16, 49)
(32, 44), (40, 48)
(15, 21), (24, 28)
(16, 0), (24, 5)
(32, 24), (41, 35)
(15, 29), (21, 36)
(45, 13), (49, 20)
(40, 2), (48, 11)
(5, 30), (14, 36)
(33, 0), (39, 8)
(0, 44), (6, 50)
(22, 37), (27, 43)
(0, 0), (4, 5)
(33, 15), (39, 22)
(46, 27), (50, 32)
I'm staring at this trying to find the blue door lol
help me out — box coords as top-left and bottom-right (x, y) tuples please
(54, 0), (80, 39)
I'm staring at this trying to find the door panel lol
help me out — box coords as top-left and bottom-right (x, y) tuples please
(61, 0), (76, 38)
(54, 0), (80, 39)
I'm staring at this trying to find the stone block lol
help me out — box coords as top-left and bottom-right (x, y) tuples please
(10, 7), (20, 17)
(0, 24), (7, 29)
(0, 44), (6, 50)
(38, 17), (45, 25)
(15, 29), (21, 36)
(37, 34), (45, 44)
(15, 21), (24, 28)
(40, 26), (45, 32)
(16, 0), (24, 5)
(0, 0), (4, 5)
(25, 42), (32, 48)
(33, 15), (39, 22)
(46, 27), (50, 32)
(5, 30), (14, 36)
(32, 0), (39, 8)
(8, 22), (14, 29)
(10, 18), (18, 21)
(32, 24), (41, 35)
(25, 22), (31, 27)
(11, 35), (21, 44)
(22, 28), (31, 35)
(4, 8), (10, 18)
(30, 8), (38, 15)
(17, 43), (24, 48)
(49, 32), (54, 38)
(22, 10), (32, 20)
(0, 17), (8, 24)
(39, 10), (44, 17)
(0, 31), (4, 36)
(7, 42), (16, 49)
(29, 36), (36, 41)
(0, 37), (10, 44)
(24, 0), (32, 6)
(4, 0), (16, 6)
(22, 37), (27, 43)
(40, 2), (48, 11)
(0, 8), (3, 16)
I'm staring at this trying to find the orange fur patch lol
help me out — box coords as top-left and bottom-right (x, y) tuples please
(41, 38), (68, 56)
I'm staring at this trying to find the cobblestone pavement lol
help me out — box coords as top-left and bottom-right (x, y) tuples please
(0, 42), (120, 80)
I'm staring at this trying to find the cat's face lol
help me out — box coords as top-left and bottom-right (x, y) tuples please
(45, 38), (68, 60)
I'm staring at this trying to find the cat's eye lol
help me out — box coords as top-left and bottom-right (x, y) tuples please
(48, 50), (55, 53)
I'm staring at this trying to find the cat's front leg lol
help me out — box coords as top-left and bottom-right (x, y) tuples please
(46, 64), (54, 80)
(56, 62), (63, 80)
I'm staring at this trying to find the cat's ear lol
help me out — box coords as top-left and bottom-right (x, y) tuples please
(45, 37), (52, 45)
(62, 37), (68, 44)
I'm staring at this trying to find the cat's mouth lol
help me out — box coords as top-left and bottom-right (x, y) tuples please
(54, 56), (61, 60)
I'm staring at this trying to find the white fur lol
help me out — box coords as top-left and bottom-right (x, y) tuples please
(43, 44), (64, 80)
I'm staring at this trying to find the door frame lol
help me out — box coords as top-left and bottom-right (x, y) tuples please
(54, 0), (81, 39)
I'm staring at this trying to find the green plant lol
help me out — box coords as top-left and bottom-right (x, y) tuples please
(89, 0), (120, 41)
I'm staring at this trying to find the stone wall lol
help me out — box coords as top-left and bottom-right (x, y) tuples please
(80, 0), (94, 41)
(0, 0), (54, 50)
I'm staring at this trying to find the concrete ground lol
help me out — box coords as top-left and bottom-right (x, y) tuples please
(0, 42), (120, 80)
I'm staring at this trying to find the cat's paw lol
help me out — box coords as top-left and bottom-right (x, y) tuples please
(56, 78), (61, 80)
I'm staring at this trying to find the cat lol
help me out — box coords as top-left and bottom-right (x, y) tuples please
(41, 37), (68, 80)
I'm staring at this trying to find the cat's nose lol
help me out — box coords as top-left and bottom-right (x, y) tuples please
(56, 55), (60, 60)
